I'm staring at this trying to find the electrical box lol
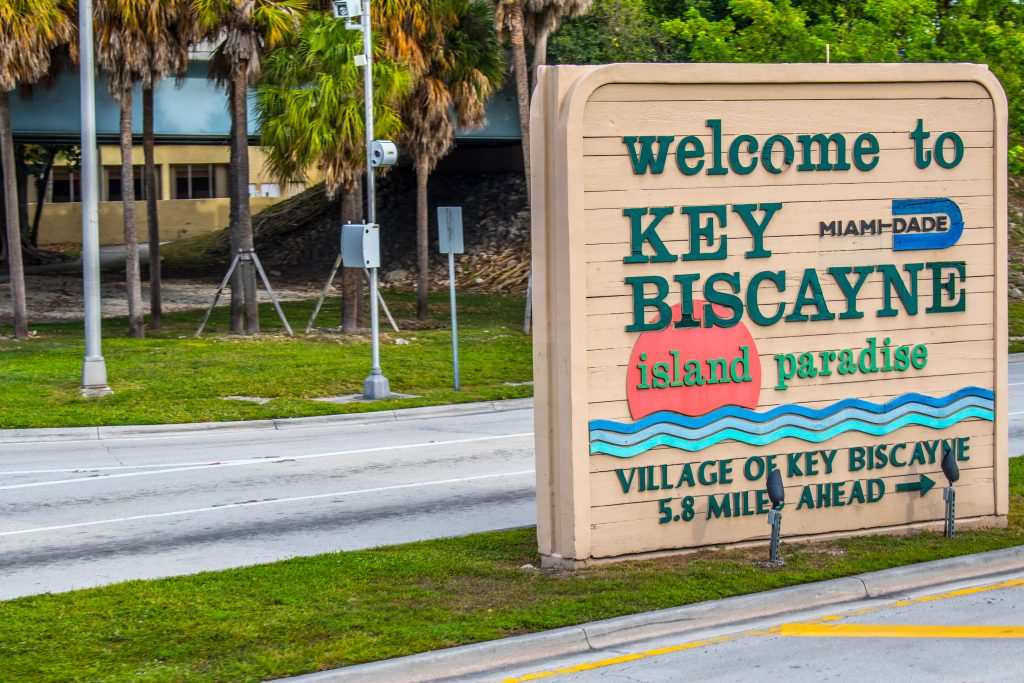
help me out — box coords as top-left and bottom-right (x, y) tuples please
(341, 223), (380, 268)
(371, 140), (398, 167)
(331, 0), (361, 20)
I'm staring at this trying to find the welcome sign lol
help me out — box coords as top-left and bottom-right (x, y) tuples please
(531, 64), (1008, 567)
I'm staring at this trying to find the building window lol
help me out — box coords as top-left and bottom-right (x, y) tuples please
(50, 168), (81, 203)
(172, 164), (228, 199)
(105, 165), (155, 202)
(253, 183), (281, 198)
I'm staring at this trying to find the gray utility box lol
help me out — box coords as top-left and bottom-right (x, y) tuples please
(341, 223), (381, 268)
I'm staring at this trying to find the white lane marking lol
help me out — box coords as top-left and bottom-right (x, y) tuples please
(0, 470), (537, 537)
(0, 432), (535, 491)
(1010, 411), (1024, 416)
(0, 408), (534, 445)
(7, 461), (244, 474)
(1009, 382), (1024, 387)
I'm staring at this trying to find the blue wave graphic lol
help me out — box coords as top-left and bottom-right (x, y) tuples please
(589, 387), (993, 458)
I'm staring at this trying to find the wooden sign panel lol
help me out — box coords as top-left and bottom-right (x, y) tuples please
(531, 64), (1008, 567)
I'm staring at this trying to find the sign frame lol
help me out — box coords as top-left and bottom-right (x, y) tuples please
(530, 63), (1009, 568)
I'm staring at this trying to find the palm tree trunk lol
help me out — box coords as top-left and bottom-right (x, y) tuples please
(531, 26), (551, 82)
(120, 94), (145, 338)
(415, 159), (429, 320)
(231, 61), (259, 335)
(506, 0), (533, 334)
(341, 184), (363, 333)
(15, 150), (29, 245)
(0, 90), (28, 339)
(143, 83), (162, 329)
(30, 150), (56, 247)
(507, 0), (531, 197)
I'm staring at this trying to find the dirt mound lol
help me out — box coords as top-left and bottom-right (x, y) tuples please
(165, 169), (531, 294)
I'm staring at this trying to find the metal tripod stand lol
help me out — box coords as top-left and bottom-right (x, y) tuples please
(305, 253), (399, 334)
(195, 249), (294, 337)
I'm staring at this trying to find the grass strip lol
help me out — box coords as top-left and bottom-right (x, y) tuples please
(3, 293), (1023, 427)
(0, 459), (1022, 682)
(0, 293), (532, 429)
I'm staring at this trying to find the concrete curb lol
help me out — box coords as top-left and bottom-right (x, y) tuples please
(284, 545), (1024, 683)
(0, 398), (535, 444)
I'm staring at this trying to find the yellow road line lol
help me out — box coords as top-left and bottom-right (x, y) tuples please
(500, 636), (735, 683)
(890, 576), (1024, 607)
(780, 623), (1024, 639)
(498, 576), (1024, 683)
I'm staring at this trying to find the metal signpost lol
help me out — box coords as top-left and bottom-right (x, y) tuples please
(438, 207), (464, 391)
(359, 0), (390, 400)
(78, 0), (111, 397)
(330, 0), (394, 399)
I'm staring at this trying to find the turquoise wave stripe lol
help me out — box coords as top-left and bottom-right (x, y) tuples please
(589, 396), (993, 447)
(589, 386), (993, 435)
(589, 407), (994, 458)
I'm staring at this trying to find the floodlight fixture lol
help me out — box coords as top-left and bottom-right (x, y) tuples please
(941, 442), (958, 539)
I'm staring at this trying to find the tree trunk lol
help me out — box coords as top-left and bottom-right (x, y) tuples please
(227, 85), (242, 333)
(507, 0), (533, 334)
(231, 60), (259, 335)
(508, 0), (531, 197)
(531, 26), (551, 82)
(143, 83), (162, 329)
(119, 94), (145, 338)
(341, 183), (363, 333)
(15, 149), (29, 245)
(30, 150), (56, 247)
(0, 91), (28, 339)
(415, 159), (429, 320)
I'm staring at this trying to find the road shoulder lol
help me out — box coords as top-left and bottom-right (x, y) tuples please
(0, 397), (534, 444)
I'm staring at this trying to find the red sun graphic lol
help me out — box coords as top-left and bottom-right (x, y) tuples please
(626, 301), (762, 420)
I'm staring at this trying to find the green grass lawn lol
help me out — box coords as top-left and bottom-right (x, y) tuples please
(0, 292), (532, 429)
(3, 291), (1022, 428)
(1010, 300), (1024, 353)
(0, 459), (1021, 682)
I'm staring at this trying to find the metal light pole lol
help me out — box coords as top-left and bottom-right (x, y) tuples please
(78, 0), (111, 397)
(361, 0), (390, 399)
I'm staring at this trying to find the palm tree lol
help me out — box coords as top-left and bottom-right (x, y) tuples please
(256, 10), (408, 332)
(0, 0), (74, 340)
(95, 0), (155, 338)
(524, 0), (592, 73)
(399, 0), (503, 319)
(494, 0), (530, 194)
(194, 0), (308, 335)
(141, 1), (195, 329)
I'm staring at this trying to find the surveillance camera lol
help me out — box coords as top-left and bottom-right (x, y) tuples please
(332, 0), (361, 19)
(371, 140), (398, 167)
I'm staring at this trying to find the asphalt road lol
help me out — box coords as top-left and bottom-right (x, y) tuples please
(0, 405), (535, 600)
(2, 355), (1022, 602)
(464, 570), (1024, 683)
(1011, 354), (1024, 455)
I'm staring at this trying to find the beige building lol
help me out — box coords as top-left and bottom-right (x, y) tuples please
(29, 145), (307, 246)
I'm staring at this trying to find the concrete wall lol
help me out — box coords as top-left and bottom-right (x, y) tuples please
(33, 197), (282, 246)
(33, 145), (309, 246)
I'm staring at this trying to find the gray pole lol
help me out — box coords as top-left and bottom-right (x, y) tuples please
(78, 0), (111, 397)
(361, 0), (389, 399)
(448, 242), (460, 391)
